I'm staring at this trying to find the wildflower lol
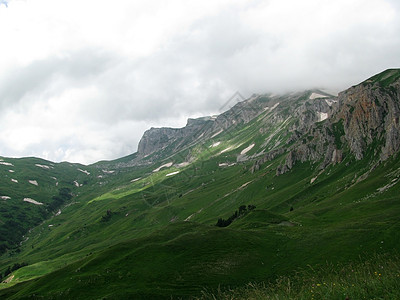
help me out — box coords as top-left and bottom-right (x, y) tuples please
(316, 284), (321, 287)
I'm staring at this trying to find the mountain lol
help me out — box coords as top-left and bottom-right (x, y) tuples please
(0, 157), (102, 255)
(0, 69), (399, 299)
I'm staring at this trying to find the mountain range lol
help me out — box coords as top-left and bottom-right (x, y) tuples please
(0, 69), (400, 299)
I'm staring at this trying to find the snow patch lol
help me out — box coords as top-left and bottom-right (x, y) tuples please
(35, 164), (51, 170)
(220, 146), (233, 154)
(211, 129), (223, 138)
(166, 171), (180, 177)
(318, 112), (328, 121)
(29, 180), (38, 186)
(176, 162), (190, 168)
(0, 161), (13, 166)
(219, 162), (236, 167)
(78, 168), (90, 175)
(269, 102), (280, 110)
(73, 180), (82, 187)
(210, 142), (221, 148)
(24, 198), (43, 205)
(153, 162), (173, 172)
(102, 170), (115, 174)
(185, 213), (195, 222)
(309, 92), (327, 99)
(130, 178), (141, 183)
(240, 143), (255, 155)
(1, 196), (11, 200)
(11, 179), (18, 183)
(239, 181), (252, 189)
(55, 209), (61, 216)
(9, 170), (14, 173)
(325, 99), (337, 106)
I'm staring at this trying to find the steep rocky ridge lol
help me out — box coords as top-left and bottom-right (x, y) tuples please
(273, 69), (400, 174)
(333, 69), (400, 161)
(137, 117), (215, 158)
(133, 90), (333, 165)
(135, 94), (282, 160)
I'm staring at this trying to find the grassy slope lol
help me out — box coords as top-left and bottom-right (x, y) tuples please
(199, 253), (400, 300)
(0, 157), (101, 254)
(1, 150), (399, 298)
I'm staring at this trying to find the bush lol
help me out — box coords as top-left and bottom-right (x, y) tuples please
(216, 205), (256, 227)
(101, 209), (113, 222)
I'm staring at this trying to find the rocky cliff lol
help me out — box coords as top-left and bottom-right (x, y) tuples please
(136, 94), (280, 159)
(137, 117), (215, 158)
(274, 69), (400, 174)
(333, 69), (400, 161)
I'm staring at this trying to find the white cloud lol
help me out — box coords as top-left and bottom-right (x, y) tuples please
(0, 0), (399, 164)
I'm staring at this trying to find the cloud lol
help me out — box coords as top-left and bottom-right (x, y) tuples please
(0, 0), (400, 164)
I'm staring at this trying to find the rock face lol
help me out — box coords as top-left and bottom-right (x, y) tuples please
(332, 69), (400, 161)
(275, 69), (400, 174)
(134, 89), (338, 167)
(137, 95), (279, 158)
(137, 118), (214, 158)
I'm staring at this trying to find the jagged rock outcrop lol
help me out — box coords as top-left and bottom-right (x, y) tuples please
(137, 117), (215, 157)
(274, 69), (400, 175)
(251, 148), (285, 173)
(291, 97), (333, 133)
(332, 69), (400, 161)
(137, 95), (278, 159)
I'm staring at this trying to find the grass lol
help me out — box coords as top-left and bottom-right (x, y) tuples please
(2, 150), (400, 298)
(2, 150), (400, 296)
(366, 69), (400, 87)
(198, 253), (400, 300)
(0, 222), (290, 299)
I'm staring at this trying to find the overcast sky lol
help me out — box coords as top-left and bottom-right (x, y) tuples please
(0, 0), (399, 164)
